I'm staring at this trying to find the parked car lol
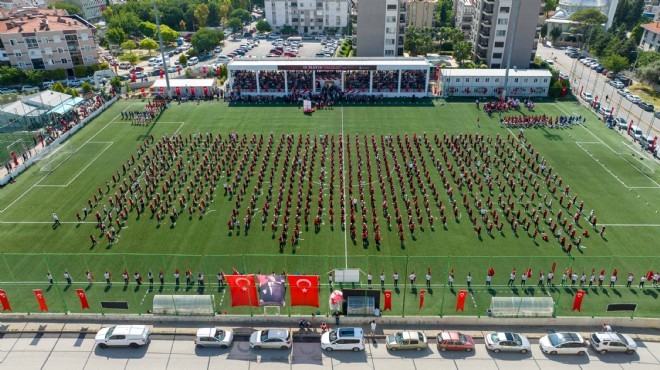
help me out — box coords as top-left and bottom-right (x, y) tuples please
(484, 332), (531, 353)
(590, 332), (637, 354)
(626, 94), (641, 104)
(385, 331), (428, 351)
(598, 106), (613, 116)
(615, 75), (632, 86)
(559, 72), (569, 80)
(249, 329), (292, 349)
(437, 331), (475, 352)
(135, 72), (148, 79)
(614, 117), (628, 130)
(539, 332), (588, 355)
(129, 67), (144, 73)
(321, 327), (365, 352)
(629, 125), (644, 141)
(195, 328), (233, 348)
(609, 81), (624, 89)
(214, 46), (222, 53)
(581, 92), (594, 102)
(595, 66), (604, 73)
(0, 87), (18, 94)
(617, 88), (631, 97)
(606, 71), (615, 79)
(167, 66), (177, 73)
(95, 325), (151, 348)
(21, 86), (39, 93)
(639, 101), (654, 112)
(655, 111), (660, 119)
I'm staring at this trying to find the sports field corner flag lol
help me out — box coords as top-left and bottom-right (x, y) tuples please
(456, 290), (468, 312)
(33, 289), (48, 312)
(226, 275), (259, 307)
(419, 290), (427, 311)
(76, 289), (90, 309)
(287, 275), (319, 307)
(383, 290), (392, 311)
(572, 290), (586, 312)
(0, 289), (11, 311)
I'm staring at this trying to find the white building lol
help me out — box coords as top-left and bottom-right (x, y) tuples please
(546, 0), (619, 43)
(439, 69), (552, 97)
(265, 0), (350, 35)
(65, 0), (106, 22)
(0, 0), (46, 10)
(455, 0), (476, 40)
(639, 21), (660, 52)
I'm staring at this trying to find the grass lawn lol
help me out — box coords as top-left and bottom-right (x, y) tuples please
(0, 131), (38, 164)
(0, 97), (657, 318)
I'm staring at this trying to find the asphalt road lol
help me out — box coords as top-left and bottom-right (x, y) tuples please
(535, 44), (658, 137)
(0, 331), (658, 370)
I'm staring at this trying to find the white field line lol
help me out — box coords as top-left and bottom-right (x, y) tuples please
(576, 142), (660, 189)
(341, 106), (348, 270)
(64, 142), (114, 186)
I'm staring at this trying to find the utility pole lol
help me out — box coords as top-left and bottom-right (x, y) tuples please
(503, 0), (522, 99)
(152, 0), (172, 99)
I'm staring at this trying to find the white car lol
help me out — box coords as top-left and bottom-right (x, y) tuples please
(545, 59), (555, 66)
(249, 329), (292, 349)
(609, 81), (624, 89)
(0, 88), (18, 94)
(617, 88), (631, 97)
(95, 325), (151, 348)
(539, 332), (588, 355)
(214, 46), (222, 53)
(321, 327), (365, 352)
(484, 332), (531, 353)
(626, 94), (641, 104)
(21, 86), (39, 92)
(590, 332), (637, 354)
(195, 328), (233, 348)
(581, 92), (594, 102)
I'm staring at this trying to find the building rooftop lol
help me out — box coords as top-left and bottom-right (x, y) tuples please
(641, 22), (660, 35)
(440, 69), (553, 78)
(23, 90), (72, 109)
(228, 57), (432, 71)
(0, 7), (91, 33)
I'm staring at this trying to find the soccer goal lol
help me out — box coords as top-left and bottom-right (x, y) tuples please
(35, 140), (74, 173)
(617, 140), (658, 176)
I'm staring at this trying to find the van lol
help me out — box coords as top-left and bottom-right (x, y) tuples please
(95, 325), (151, 348)
(188, 56), (199, 66)
(629, 125), (643, 141)
(321, 327), (364, 352)
(287, 36), (302, 44)
(118, 62), (131, 69)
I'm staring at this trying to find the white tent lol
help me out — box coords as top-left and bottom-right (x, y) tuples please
(150, 79), (217, 97)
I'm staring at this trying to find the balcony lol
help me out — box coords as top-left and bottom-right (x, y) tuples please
(477, 50), (487, 59)
(482, 6), (493, 15)
(484, 0), (494, 4)
(479, 28), (491, 37)
(477, 41), (489, 49)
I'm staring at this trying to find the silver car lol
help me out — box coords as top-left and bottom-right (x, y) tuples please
(590, 332), (637, 354)
(485, 332), (531, 353)
(539, 332), (588, 355)
(249, 329), (292, 349)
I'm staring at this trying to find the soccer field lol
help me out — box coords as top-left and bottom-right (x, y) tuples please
(0, 98), (657, 318)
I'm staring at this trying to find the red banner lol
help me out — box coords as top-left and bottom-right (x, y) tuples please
(131, 72), (136, 83)
(456, 289), (468, 311)
(419, 289), (427, 311)
(488, 267), (495, 276)
(551, 262), (556, 273)
(159, 69), (163, 79)
(0, 289), (11, 311)
(572, 290), (586, 312)
(647, 270), (655, 282)
(225, 275), (259, 307)
(76, 289), (90, 309)
(287, 275), (319, 307)
(175, 87), (181, 96)
(34, 289), (48, 311)
(141, 87), (146, 98)
(177, 65), (181, 75)
(203, 86), (208, 96)
(383, 290), (392, 311)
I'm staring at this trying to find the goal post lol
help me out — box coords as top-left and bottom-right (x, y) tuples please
(616, 140), (657, 176)
(36, 140), (74, 173)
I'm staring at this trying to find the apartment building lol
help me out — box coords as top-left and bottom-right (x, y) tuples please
(265, 0), (350, 35)
(405, 0), (436, 28)
(0, 0), (46, 10)
(455, 0), (476, 40)
(356, 0), (406, 57)
(471, 0), (543, 69)
(0, 7), (99, 72)
(60, 0), (106, 21)
(639, 21), (660, 52)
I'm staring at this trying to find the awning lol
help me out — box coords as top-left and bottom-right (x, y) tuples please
(48, 97), (84, 115)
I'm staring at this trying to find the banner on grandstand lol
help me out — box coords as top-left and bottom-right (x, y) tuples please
(226, 275), (259, 307)
(278, 65), (377, 71)
(383, 290), (392, 311)
(287, 275), (319, 307)
(257, 274), (286, 306)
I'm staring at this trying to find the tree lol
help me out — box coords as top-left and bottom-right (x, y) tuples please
(158, 25), (180, 44)
(140, 38), (159, 56)
(227, 17), (243, 34)
(106, 27), (127, 45)
(51, 82), (66, 93)
(435, 0), (454, 28)
(118, 52), (139, 65)
(191, 28), (219, 52)
(178, 53), (188, 66)
(194, 3), (210, 28)
(540, 23), (548, 39)
(24, 70), (44, 86)
(64, 86), (79, 97)
(544, 0), (558, 14)
(179, 19), (186, 31)
(636, 51), (660, 69)
(208, 1), (221, 27)
(81, 81), (93, 94)
(229, 9), (251, 25)
(453, 41), (472, 66)
(602, 54), (630, 74)
(635, 60), (660, 85)
(626, 0), (645, 31)
(570, 8), (608, 46)
(120, 40), (137, 52)
(52, 1), (83, 17)
(404, 27), (434, 56)
(107, 10), (141, 36)
(549, 27), (562, 43)
(256, 19), (272, 33)
(280, 24), (298, 35)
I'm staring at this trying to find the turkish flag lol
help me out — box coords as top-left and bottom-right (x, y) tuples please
(159, 69), (164, 79)
(383, 290), (392, 311)
(526, 268), (532, 278)
(0, 289), (11, 311)
(456, 289), (468, 311)
(551, 262), (556, 273)
(287, 275), (319, 307)
(76, 289), (90, 309)
(419, 290), (427, 311)
(488, 267), (495, 276)
(613, 268), (618, 277)
(34, 289), (48, 312)
(159, 87), (164, 94)
(203, 87), (208, 96)
(141, 87), (146, 98)
(131, 72), (136, 83)
(191, 87), (195, 96)
(232, 267), (240, 275)
(646, 270), (654, 281)
(572, 290), (586, 312)
(226, 275), (259, 307)
(175, 87), (180, 96)
(177, 65), (181, 75)
(203, 66), (207, 74)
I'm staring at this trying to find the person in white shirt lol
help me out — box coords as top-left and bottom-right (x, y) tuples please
(466, 273), (472, 288)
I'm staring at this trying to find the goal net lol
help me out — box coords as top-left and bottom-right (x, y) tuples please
(36, 140), (74, 173)
(617, 140), (657, 176)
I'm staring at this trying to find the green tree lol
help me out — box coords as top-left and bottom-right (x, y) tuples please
(570, 8), (608, 46)
(602, 54), (630, 74)
(453, 41), (472, 66)
(540, 23), (548, 39)
(544, 0), (558, 14)
(140, 38), (159, 56)
(635, 60), (660, 85)
(208, 1), (221, 27)
(107, 10), (141, 35)
(404, 26), (434, 56)
(179, 19), (186, 31)
(549, 27), (562, 43)
(227, 17), (243, 34)
(191, 28), (219, 52)
(106, 27), (127, 45)
(138, 21), (158, 38)
(51, 82), (66, 93)
(118, 52), (139, 65)
(52, 1), (83, 17)
(626, 0), (645, 30)
(81, 81), (93, 94)
(636, 51), (660, 69)
(24, 70), (45, 86)
(64, 86), (79, 97)
(229, 9), (251, 24)
(435, 0), (454, 28)
(178, 53), (188, 66)
(280, 24), (298, 35)
(256, 19), (272, 33)
(120, 40), (137, 52)
(73, 65), (91, 78)
(611, 0), (629, 30)
(159, 25), (180, 43)
(194, 3), (210, 28)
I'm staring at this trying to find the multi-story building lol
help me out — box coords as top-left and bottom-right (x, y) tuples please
(455, 0), (476, 40)
(0, 0), (46, 10)
(265, 0), (350, 35)
(639, 21), (660, 52)
(471, 0), (544, 69)
(0, 7), (99, 72)
(642, 0), (659, 19)
(60, 0), (106, 22)
(356, 0), (406, 57)
(405, 0), (436, 28)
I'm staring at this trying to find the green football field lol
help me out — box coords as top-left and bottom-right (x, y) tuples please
(0, 97), (657, 318)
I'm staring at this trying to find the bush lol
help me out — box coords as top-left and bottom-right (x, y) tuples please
(81, 81), (93, 94)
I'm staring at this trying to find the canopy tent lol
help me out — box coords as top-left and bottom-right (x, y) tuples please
(488, 297), (554, 317)
(152, 294), (215, 315)
(151, 79), (217, 97)
(47, 97), (84, 115)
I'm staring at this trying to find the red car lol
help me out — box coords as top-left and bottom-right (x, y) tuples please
(283, 52), (297, 57)
(437, 331), (475, 352)
(270, 49), (283, 55)
(129, 67), (144, 73)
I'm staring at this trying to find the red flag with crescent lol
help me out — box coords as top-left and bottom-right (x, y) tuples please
(456, 289), (468, 311)
(287, 275), (319, 307)
(225, 275), (259, 307)
(232, 267), (240, 275)
(0, 289), (11, 311)
(419, 289), (427, 311)
(572, 290), (586, 312)
(75, 289), (90, 309)
(383, 290), (392, 311)
(34, 289), (48, 312)
(177, 65), (181, 75)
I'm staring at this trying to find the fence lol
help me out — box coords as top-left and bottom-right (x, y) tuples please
(0, 253), (656, 318)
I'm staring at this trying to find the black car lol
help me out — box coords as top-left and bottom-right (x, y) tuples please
(615, 75), (632, 86)
(655, 111), (660, 119)
(639, 101), (654, 112)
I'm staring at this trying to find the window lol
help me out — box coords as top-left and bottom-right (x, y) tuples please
(336, 16), (340, 25)
(456, 78), (460, 82)
(53, 35), (61, 43)
(386, 27), (395, 34)
(41, 37), (48, 44)
(493, 52), (502, 58)
(524, 78), (528, 83)
(497, 19), (508, 25)
(514, 78), (519, 83)
(543, 78), (548, 83)
(495, 78), (499, 82)
(84, 45), (91, 51)
(385, 49), (395, 56)
(387, 4), (397, 10)
(385, 38), (396, 45)
(494, 41), (504, 47)
(14, 51), (22, 57)
(10, 39), (17, 46)
(475, 78), (480, 82)
(500, 7), (510, 13)
(81, 33), (89, 41)
(57, 48), (64, 53)
(17, 61), (26, 68)
(496, 30), (506, 37)
(534, 78), (538, 83)
(44, 47), (52, 55)
(25, 37), (38, 49)
(485, 78), (489, 82)
(386, 16), (396, 22)
(61, 58), (68, 64)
